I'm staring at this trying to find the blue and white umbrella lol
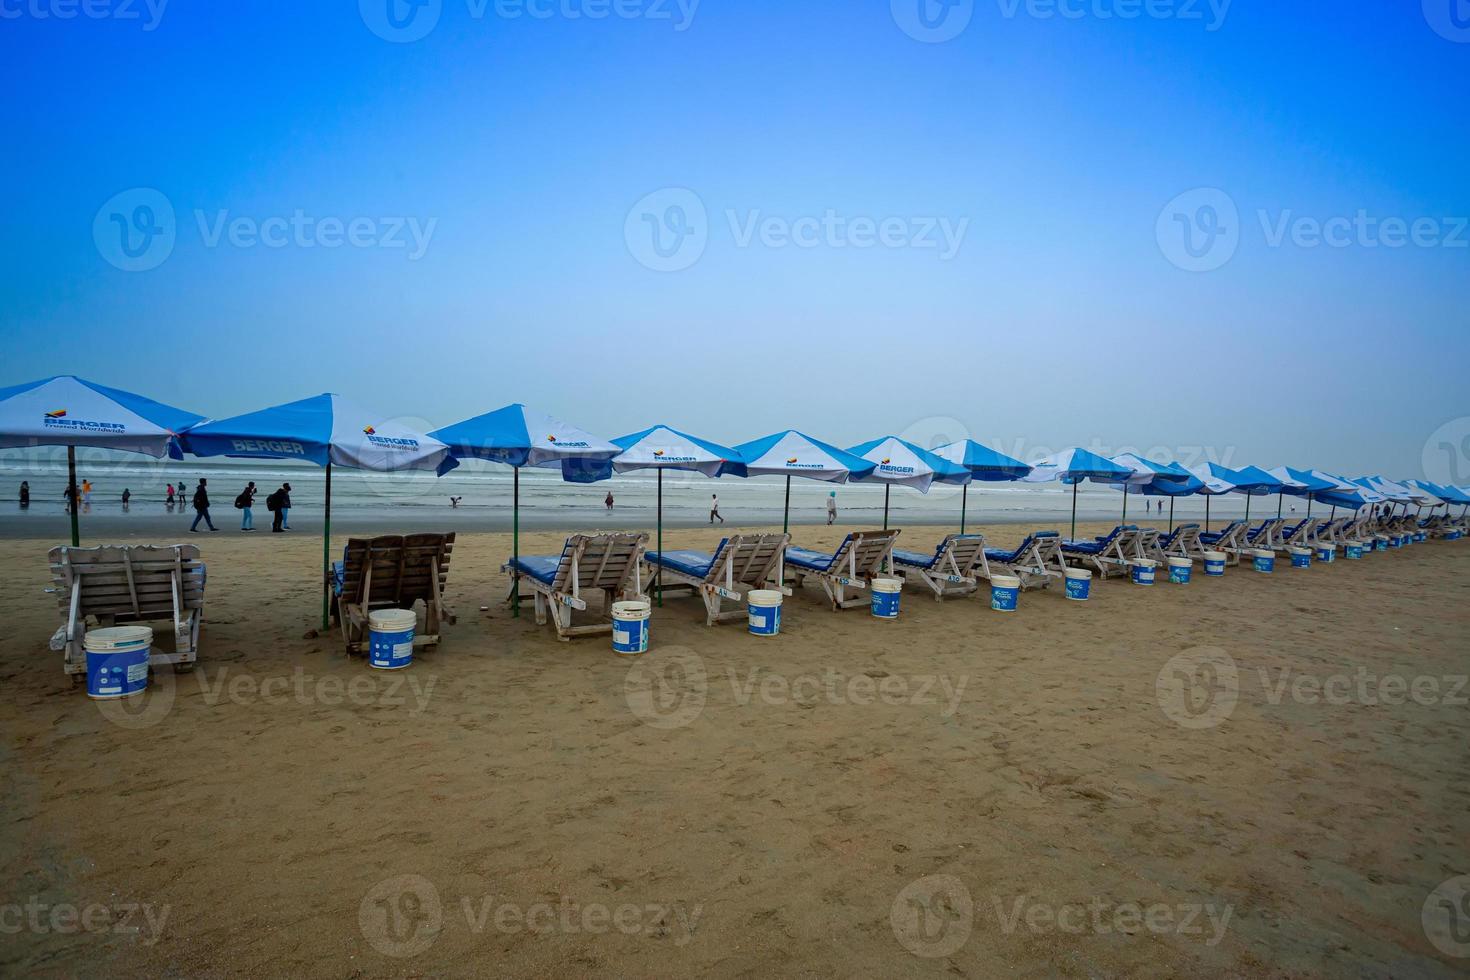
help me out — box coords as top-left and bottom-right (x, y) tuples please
(1110, 452), (1192, 524)
(846, 436), (970, 529)
(611, 425), (746, 604)
(0, 375), (204, 545)
(932, 439), (1031, 533)
(1180, 463), (1247, 532)
(184, 393), (454, 627)
(1020, 447), (1133, 538)
(1310, 473), (1383, 513)
(431, 404), (618, 617)
(1265, 466), (1339, 519)
(1224, 464), (1285, 527)
(734, 430), (877, 533)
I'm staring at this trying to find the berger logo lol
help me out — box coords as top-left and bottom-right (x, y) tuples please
(653, 450), (666, 457)
(364, 425), (420, 451)
(547, 434), (590, 448)
(46, 410), (67, 419)
(232, 438), (306, 455)
(363, 426), (377, 436)
(881, 458), (891, 465)
(44, 410), (125, 434)
(787, 457), (799, 464)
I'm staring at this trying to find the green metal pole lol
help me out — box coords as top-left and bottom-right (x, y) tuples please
(67, 445), (79, 547)
(512, 466), (520, 618)
(1168, 497), (1174, 534)
(882, 484), (890, 531)
(1244, 494), (1251, 528)
(1121, 485), (1128, 523)
(1277, 492), (1283, 519)
(783, 475), (790, 535)
(1070, 482), (1078, 540)
(1306, 494), (1312, 519)
(1205, 495), (1210, 533)
(655, 469), (663, 607)
(321, 461), (332, 630)
(960, 483), (967, 534)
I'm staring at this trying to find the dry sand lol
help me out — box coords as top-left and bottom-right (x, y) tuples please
(0, 522), (1467, 978)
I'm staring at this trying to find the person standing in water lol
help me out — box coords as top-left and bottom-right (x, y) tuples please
(166, 483), (176, 508)
(19, 481), (29, 508)
(121, 489), (131, 512)
(710, 493), (724, 524)
(605, 491), (614, 511)
(826, 491), (837, 525)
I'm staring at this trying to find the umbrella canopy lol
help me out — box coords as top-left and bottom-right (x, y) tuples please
(846, 435), (971, 531)
(1264, 466), (1342, 518)
(1108, 453), (1192, 523)
(0, 375), (205, 545)
(430, 403), (619, 482)
(931, 439), (1030, 534)
(1020, 448), (1132, 538)
(1227, 464), (1284, 495)
(1311, 473), (1383, 511)
(184, 393), (453, 628)
(1414, 480), (1470, 505)
(734, 430), (876, 533)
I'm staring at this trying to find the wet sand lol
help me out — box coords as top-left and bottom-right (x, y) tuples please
(0, 522), (1466, 977)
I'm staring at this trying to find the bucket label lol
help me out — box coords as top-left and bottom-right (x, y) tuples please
(126, 662), (149, 683)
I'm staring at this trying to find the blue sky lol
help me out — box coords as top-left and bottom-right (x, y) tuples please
(1, 0), (1466, 479)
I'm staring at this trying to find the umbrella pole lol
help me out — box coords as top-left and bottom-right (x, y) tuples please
(1244, 495), (1251, 527)
(321, 461), (332, 630)
(1277, 493), (1283, 519)
(512, 467), (520, 619)
(783, 475), (791, 535)
(655, 469), (663, 607)
(67, 445), (79, 547)
(1306, 494), (1312, 519)
(960, 483), (967, 535)
(1070, 482), (1078, 540)
(883, 484), (890, 531)
(1168, 497), (1174, 534)
(1205, 496), (1210, 533)
(1121, 485), (1127, 524)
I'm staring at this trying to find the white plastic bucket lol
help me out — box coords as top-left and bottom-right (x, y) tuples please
(1447, 529), (1462, 541)
(747, 589), (782, 636)
(1315, 542), (1336, 563)
(612, 600), (650, 655)
(1167, 556), (1192, 585)
(870, 577), (902, 619)
(1203, 550), (1226, 576)
(1289, 546), (1312, 569)
(990, 574), (1020, 612)
(1344, 541), (1364, 559)
(1413, 531), (1427, 543)
(1373, 535), (1389, 552)
(1129, 558), (1157, 586)
(84, 625), (152, 699)
(1252, 549), (1275, 574)
(368, 609), (417, 669)
(1064, 567), (1091, 601)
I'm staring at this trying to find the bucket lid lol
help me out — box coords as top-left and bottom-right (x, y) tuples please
(1167, 557), (1192, 567)
(612, 600), (650, 617)
(1129, 558), (1157, 568)
(1063, 567), (1091, 579)
(1203, 550), (1226, 560)
(83, 625), (153, 651)
(1289, 546), (1312, 555)
(872, 577), (902, 592)
(747, 589), (783, 605)
(991, 574), (1021, 588)
(369, 609), (417, 630)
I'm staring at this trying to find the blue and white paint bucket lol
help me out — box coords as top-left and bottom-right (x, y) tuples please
(747, 589), (782, 636)
(1064, 567), (1091, 601)
(1167, 556), (1192, 585)
(368, 609), (417, 669)
(1129, 558), (1157, 586)
(1447, 530), (1462, 541)
(612, 600), (650, 655)
(1389, 535), (1403, 549)
(84, 625), (152, 700)
(1315, 542), (1336, 563)
(1252, 549), (1275, 574)
(990, 574), (1020, 612)
(1414, 531), (1427, 543)
(870, 578), (902, 619)
(1203, 550), (1227, 576)
(1289, 546), (1312, 569)
(1344, 541), (1364, 560)
(1373, 536), (1389, 552)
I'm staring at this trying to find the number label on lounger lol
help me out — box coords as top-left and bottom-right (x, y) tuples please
(714, 586), (741, 601)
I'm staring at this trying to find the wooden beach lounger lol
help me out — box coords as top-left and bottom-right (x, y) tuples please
(784, 530), (899, 611)
(644, 533), (791, 626)
(504, 533), (649, 640)
(983, 531), (1065, 591)
(892, 534), (988, 600)
(1063, 525), (1138, 579)
(1156, 523), (1204, 560)
(48, 544), (205, 680)
(1199, 520), (1248, 564)
(333, 533), (457, 654)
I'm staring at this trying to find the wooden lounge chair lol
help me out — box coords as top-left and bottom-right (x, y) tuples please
(892, 534), (989, 600)
(984, 531), (1065, 590)
(1199, 520), (1248, 564)
(1063, 525), (1138, 578)
(48, 544), (205, 681)
(504, 532), (649, 640)
(644, 533), (791, 626)
(1156, 523), (1204, 560)
(784, 530), (900, 611)
(332, 533), (457, 654)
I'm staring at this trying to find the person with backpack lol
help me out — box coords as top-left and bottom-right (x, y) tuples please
(236, 481), (257, 531)
(190, 479), (218, 532)
(268, 482), (292, 532)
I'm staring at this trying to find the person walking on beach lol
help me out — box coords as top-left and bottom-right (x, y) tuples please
(190, 479), (218, 532)
(19, 481), (29, 509)
(280, 482), (292, 529)
(236, 481), (257, 531)
(710, 493), (724, 524)
(166, 482), (176, 508)
(269, 483), (292, 532)
(827, 491), (837, 525)
(81, 479), (92, 506)
(605, 491), (614, 512)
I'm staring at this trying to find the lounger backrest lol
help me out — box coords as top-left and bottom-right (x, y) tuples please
(830, 529), (899, 577)
(339, 533), (455, 608)
(944, 534), (988, 573)
(717, 533), (789, 585)
(1031, 532), (1062, 564)
(49, 544), (204, 622)
(552, 533), (648, 592)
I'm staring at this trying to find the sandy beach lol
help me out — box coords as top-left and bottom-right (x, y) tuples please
(0, 521), (1466, 977)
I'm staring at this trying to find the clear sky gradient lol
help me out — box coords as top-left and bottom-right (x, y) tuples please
(1, 1), (1466, 478)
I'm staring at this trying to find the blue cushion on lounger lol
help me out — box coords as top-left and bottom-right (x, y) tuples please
(647, 549), (718, 579)
(892, 547), (939, 569)
(985, 535), (1034, 564)
(508, 554), (563, 585)
(785, 545), (839, 572)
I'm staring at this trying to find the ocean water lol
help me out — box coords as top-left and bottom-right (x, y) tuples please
(0, 451), (1296, 532)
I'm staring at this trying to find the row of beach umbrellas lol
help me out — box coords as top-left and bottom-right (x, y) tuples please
(4, 376), (1467, 627)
